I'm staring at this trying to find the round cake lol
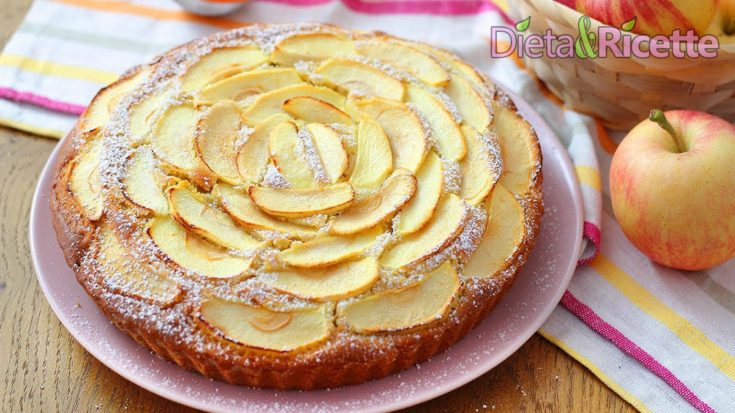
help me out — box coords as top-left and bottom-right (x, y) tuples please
(50, 23), (543, 390)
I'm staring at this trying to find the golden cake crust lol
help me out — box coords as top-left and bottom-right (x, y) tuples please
(50, 23), (543, 390)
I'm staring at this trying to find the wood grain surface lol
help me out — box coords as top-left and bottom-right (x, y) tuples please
(0, 1), (636, 411)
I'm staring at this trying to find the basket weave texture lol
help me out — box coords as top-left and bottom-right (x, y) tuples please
(507, 0), (735, 130)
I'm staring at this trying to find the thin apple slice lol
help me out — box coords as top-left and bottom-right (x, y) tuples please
(283, 96), (353, 125)
(493, 102), (539, 195)
(330, 169), (416, 235)
(316, 59), (404, 100)
(270, 32), (357, 66)
(279, 226), (382, 268)
(236, 113), (291, 183)
(129, 85), (170, 143)
(98, 226), (181, 305)
(270, 257), (379, 301)
(306, 123), (348, 184)
(243, 84), (345, 122)
(459, 125), (500, 205)
(249, 182), (354, 218)
(167, 181), (262, 252)
(446, 75), (491, 133)
(406, 84), (466, 162)
(83, 68), (149, 132)
(340, 261), (459, 333)
(197, 298), (332, 352)
(198, 68), (304, 102)
(462, 186), (525, 278)
(349, 117), (393, 189)
(123, 146), (169, 215)
(381, 194), (467, 270)
(70, 137), (104, 221)
(354, 40), (449, 86)
(181, 45), (268, 91)
(409, 42), (488, 87)
(150, 101), (214, 189)
(394, 151), (443, 236)
(268, 121), (319, 188)
(148, 217), (253, 278)
(354, 98), (428, 173)
(195, 101), (244, 185)
(216, 184), (315, 237)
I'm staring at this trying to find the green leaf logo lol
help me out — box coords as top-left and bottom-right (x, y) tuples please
(621, 17), (637, 32)
(515, 17), (531, 32)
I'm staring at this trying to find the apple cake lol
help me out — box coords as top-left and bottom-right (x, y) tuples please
(50, 23), (543, 390)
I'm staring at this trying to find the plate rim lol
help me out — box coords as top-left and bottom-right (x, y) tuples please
(29, 85), (584, 413)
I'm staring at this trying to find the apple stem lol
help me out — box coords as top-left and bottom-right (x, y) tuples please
(649, 110), (685, 153)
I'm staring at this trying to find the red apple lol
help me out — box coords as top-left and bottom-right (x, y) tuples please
(575, 0), (717, 36)
(610, 110), (735, 271)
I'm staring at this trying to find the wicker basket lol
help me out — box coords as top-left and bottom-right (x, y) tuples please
(507, 0), (735, 130)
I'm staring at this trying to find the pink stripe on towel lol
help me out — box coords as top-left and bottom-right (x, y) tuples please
(262, 0), (511, 20)
(577, 221), (601, 266)
(0, 87), (86, 115)
(561, 291), (716, 413)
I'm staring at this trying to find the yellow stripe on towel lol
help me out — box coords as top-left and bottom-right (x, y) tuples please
(0, 54), (118, 85)
(539, 328), (652, 413)
(575, 165), (601, 191)
(0, 117), (65, 139)
(592, 255), (735, 381)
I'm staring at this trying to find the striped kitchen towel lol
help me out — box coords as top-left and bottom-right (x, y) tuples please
(2, 1), (733, 412)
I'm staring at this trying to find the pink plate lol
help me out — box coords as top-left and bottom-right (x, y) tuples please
(30, 87), (583, 412)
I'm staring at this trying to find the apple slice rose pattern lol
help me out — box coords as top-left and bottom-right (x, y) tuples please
(54, 24), (543, 389)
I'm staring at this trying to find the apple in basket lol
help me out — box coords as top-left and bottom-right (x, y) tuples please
(609, 110), (735, 271)
(566, 0), (735, 42)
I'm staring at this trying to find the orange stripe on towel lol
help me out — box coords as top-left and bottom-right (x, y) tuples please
(53, 0), (247, 29)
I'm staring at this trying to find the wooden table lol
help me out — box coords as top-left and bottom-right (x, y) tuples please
(0, 2), (636, 411)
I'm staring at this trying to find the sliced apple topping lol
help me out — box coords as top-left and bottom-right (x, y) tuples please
(98, 226), (181, 305)
(316, 59), (405, 100)
(394, 151), (443, 236)
(270, 257), (379, 301)
(249, 182), (354, 218)
(151, 101), (214, 188)
(216, 184), (315, 237)
(330, 169), (416, 235)
(270, 32), (356, 66)
(236, 113), (291, 183)
(70, 137), (104, 221)
(459, 125), (500, 205)
(83, 68), (148, 132)
(268, 121), (320, 188)
(354, 40), (449, 86)
(340, 261), (459, 333)
(198, 298), (332, 351)
(198, 68), (304, 102)
(493, 102), (538, 195)
(181, 45), (268, 91)
(462, 186), (525, 278)
(279, 226), (382, 268)
(409, 41), (488, 87)
(446, 75), (491, 133)
(122, 146), (169, 215)
(244, 84), (345, 122)
(283, 96), (353, 125)
(381, 194), (467, 270)
(195, 101), (244, 184)
(148, 217), (253, 278)
(406, 84), (466, 162)
(306, 123), (348, 184)
(354, 98), (428, 173)
(349, 117), (393, 189)
(166, 181), (263, 252)
(129, 87), (169, 142)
